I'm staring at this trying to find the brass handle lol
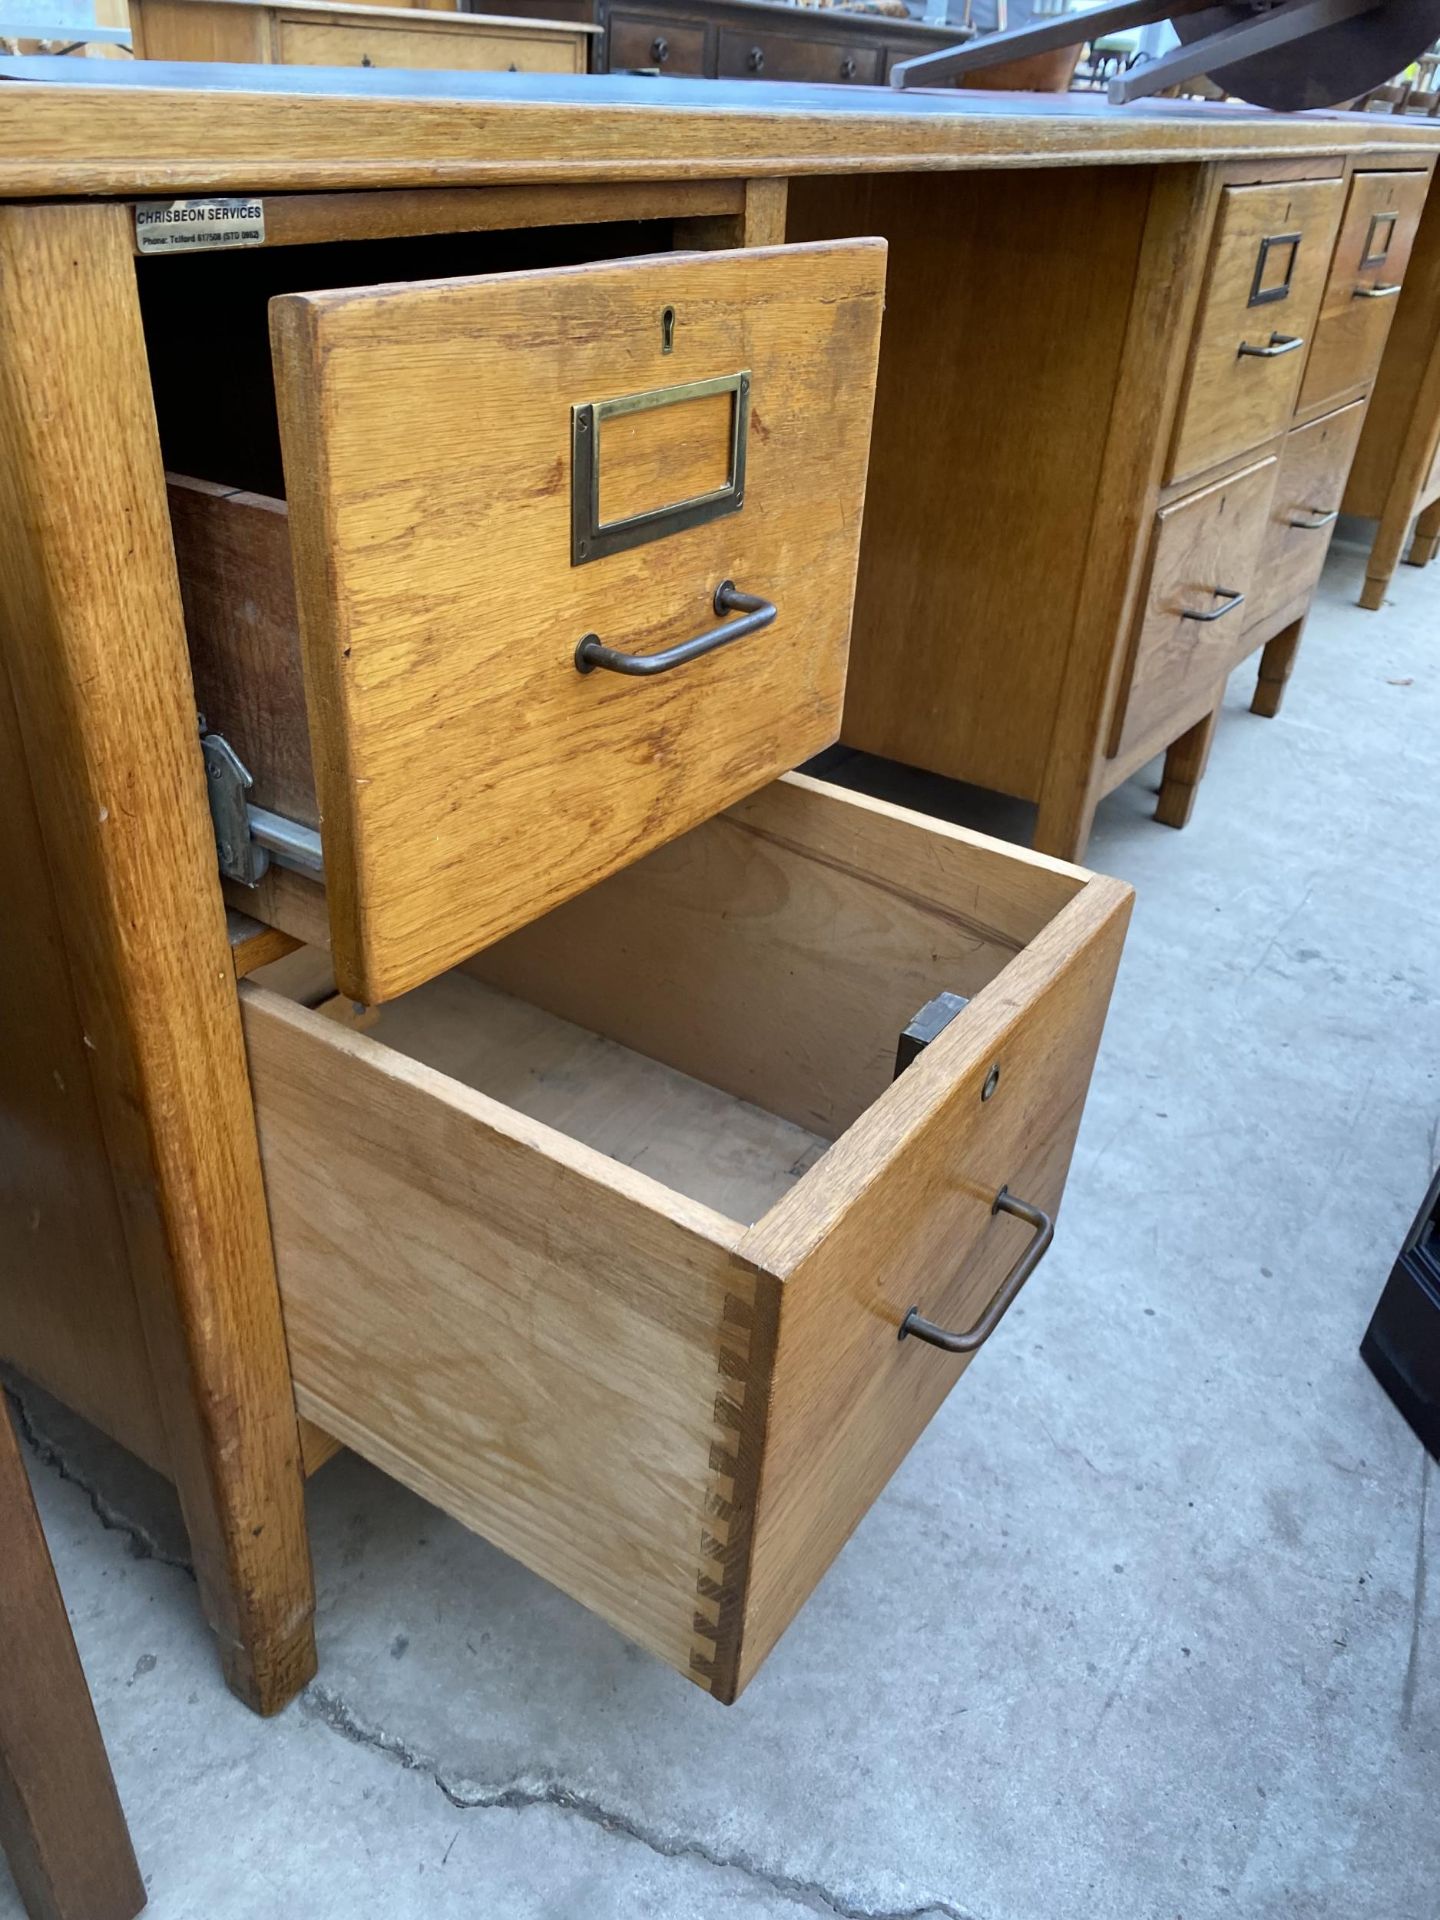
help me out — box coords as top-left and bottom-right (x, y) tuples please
(1354, 282), (1402, 299)
(1179, 585), (1244, 622)
(899, 1188), (1054, 1356)
(575, 582), (775, 677)
(1289, 506), (1338, 531)
(1237, 331), (1304, 358)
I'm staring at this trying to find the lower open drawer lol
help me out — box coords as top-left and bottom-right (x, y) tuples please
(240, 775), (1131, 1699)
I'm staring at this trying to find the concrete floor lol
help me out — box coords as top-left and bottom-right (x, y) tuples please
(6, 530), (1438, 1920)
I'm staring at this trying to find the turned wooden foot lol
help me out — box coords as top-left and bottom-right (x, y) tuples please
(1155, 707), (1221, 831)
(1251, 617), (1303, 719)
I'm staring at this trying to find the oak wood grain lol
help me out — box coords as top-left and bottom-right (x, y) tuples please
(0, 1401), (146, 1920)
(3, 79), (1440, 201)
(464, 771), (1087, 1139)
(1298, 167), (1431, 416)
(1240, 397), (1365, 636)
(1346, 164), (1440, 606)
(1111, 453), (1278, 765)
(0, 664), (170, 1477)
(737, 864), (1132, 1689)
(270, 240), (885, 1001)
(0, 202), (315, 1716)
(1168, 178), (1343, 486)
(788, 168), (1153, 807)
(169, 476), (318, 828)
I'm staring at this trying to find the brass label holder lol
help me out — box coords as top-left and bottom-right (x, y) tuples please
(571, 371), (750, 567)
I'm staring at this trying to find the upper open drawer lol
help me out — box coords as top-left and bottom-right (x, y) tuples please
(174, 241), (886, 1003)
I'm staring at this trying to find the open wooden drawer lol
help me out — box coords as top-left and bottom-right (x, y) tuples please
(171, 240), (886, 1004)
(241, 775), (1131, 1699)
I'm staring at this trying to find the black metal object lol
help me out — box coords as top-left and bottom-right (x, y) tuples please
(1249, 232), (1301, 308)
(1180, 586), (1245, 622)
(894, 989), (970, 1077)
(575, 582), (776, 677)
(1289, 506), (1340, 529)
(1361, 1167), (1440, 1461)
(899, 1188), (1056, 1355)
(571, 371), (749, 567)
(1237, 331), (1305, 359)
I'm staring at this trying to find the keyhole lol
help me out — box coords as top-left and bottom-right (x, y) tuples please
(661, 306), (676, 354)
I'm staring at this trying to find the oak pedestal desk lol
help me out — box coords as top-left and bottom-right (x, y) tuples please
(0, 67), (1434, 1715)
(1345, 163), (1440, 610)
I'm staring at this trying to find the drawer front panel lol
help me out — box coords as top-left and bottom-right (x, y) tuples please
(1113, 455), (1278, 761)
(607, 9), (706, 70)
(1244, 398), (1366, 634)
(717, 25), (878, 82)
(276, 16), (585, 69)
(1299, 170), (1431, 415)
(1169, 179), (1343, 486)
(269, 241), (886, 1004)
(245, 776), (1130, 1698)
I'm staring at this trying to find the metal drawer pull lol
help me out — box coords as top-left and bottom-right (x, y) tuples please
(1354, 282), (1403, 300)
(1289, 506), (1338, 531)
(1237, 331), (1304, 358)
(575, 582), (776, 677)
(899, 1187), (1054, 1356)
(1179, 585), (1244, 622)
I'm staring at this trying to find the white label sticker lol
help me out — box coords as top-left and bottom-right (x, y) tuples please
(134, 197), (265, 255)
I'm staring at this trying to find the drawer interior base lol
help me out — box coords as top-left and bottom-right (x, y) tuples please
(257, 960), (828, 1226)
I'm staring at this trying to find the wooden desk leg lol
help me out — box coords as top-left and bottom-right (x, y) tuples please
(1361, 495), (1415, 609)
(0, 1402), (146, 1920)
(1407, 497), (1440, 567)
(1034, 778), (1101, 865)
(1155, 706), (1221, 830)
(0, 203), (315, 1715)
(1251, 616), (1304, 719)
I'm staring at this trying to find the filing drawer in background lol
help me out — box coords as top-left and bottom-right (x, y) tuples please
(171, 241), (886, 1006)
(716, 25), (878, 81)
(1111, 454), (1278, 762)
(275, 13), (587, 67)
(606, 8), (706, 69)
(240, 774), (1132, 1700)
(1168, 179), (1343, 486)
(1298, 169), (1431, 416)
(1242, 399), (1367, 635)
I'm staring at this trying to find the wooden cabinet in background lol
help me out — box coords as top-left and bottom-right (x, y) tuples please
(793, 156), (1434, 858)
(127, 0), (596, 69)
(460, 0), (1083, 88)
(1345, 165), (1440, 608)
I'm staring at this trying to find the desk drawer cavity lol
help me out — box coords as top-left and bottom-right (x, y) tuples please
(168, 240), (886, 1006)
(242, 775), (1131, 1699)
(1169, 178), (1343, 486)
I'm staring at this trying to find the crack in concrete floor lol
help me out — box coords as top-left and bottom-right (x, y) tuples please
(9, 1380), (973, 1920)
(303, 1681), (978, 1920)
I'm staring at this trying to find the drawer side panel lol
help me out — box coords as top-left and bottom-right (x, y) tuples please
(736, 874), (1131, 1691)
(242, 985), (774, 1691)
